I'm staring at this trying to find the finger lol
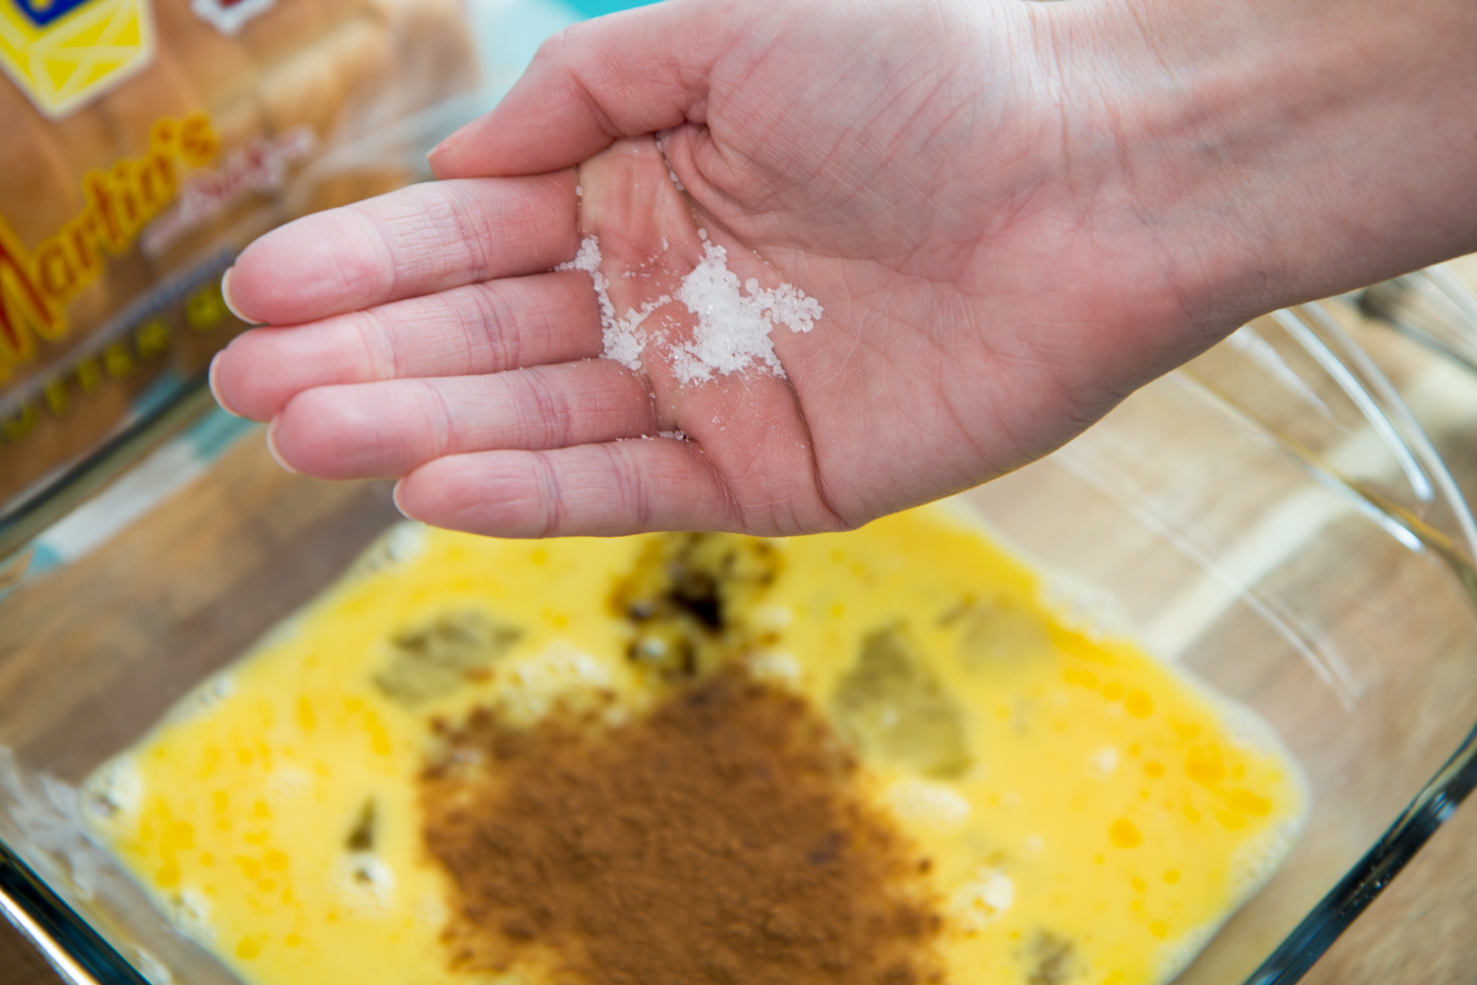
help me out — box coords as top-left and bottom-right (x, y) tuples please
(211, 271), (601, 421)
(429, 0), (753, 178)
(393, 439), (743, 537)
(222, 174), (578, 325)
(267, 361), (657, 480)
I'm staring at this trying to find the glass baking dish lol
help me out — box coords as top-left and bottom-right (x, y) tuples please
(3, 263), (1477, 985)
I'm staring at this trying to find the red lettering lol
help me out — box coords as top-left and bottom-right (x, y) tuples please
(110, 161), (143, 232)
(0, 114), (220, 376)
(81, 171), (128, 251)
(0, 221), (61, 369)
(36, 241), (77, 301)
(136, 150), (178, 211)
(66, 213), (103, 276)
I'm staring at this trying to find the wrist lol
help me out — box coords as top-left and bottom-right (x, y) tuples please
(1035, 0), (1477, 331)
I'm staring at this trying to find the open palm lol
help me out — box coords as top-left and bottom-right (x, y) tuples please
(209, 0), (1263, 536)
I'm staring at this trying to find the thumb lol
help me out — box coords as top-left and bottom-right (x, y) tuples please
(430, 0), (753, 178)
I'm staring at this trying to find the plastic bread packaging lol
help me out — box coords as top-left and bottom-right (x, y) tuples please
(0, 0), (482, 509)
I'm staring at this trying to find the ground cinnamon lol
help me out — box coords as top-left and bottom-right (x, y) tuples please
(421, 670), (944, 985)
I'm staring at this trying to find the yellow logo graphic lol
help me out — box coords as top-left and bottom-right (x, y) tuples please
(0, 0), (155, 118)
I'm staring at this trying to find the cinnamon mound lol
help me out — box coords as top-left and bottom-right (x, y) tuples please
(422, 670), (944, 985)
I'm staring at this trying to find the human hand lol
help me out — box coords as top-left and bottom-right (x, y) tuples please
(209, 0), (1477, 537)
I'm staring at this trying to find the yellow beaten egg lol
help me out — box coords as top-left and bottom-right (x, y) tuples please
(81, 502), (1306, 985)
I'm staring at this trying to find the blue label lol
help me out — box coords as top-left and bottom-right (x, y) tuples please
(9, 0), (93, 28)
(565, 0), (657, 19)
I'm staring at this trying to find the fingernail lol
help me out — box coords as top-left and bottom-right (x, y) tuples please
(207, 352), (242, 418)
(220, 267), (263, 326)
(264, 418), (299, 475)
(392, 478), (417, 520)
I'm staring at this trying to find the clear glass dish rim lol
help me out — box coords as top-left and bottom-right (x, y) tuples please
(4, 350), (1477, 985)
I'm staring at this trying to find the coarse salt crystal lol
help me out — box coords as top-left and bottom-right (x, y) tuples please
(559, 235), (822, 382)
(558, 237), (667, 373)
(671, 241), (822, 383)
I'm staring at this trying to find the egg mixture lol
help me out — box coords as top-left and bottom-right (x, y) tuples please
(81, 503), (1306, 985)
